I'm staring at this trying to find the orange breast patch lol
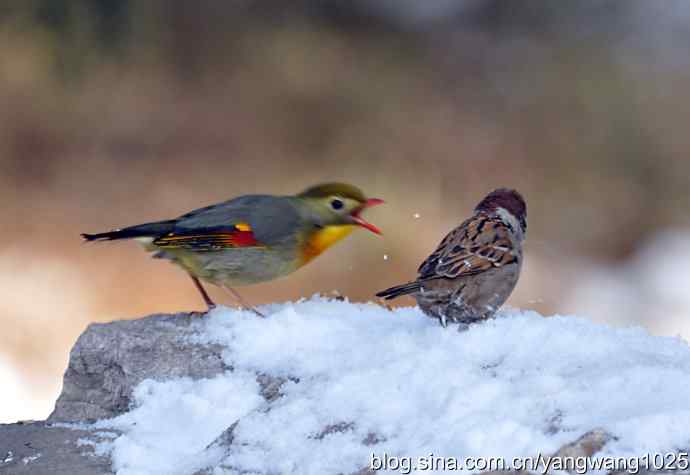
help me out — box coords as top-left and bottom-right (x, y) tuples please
(301, 225), (355, 264)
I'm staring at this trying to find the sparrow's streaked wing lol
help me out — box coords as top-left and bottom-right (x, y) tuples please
(417, 215), (518, 280)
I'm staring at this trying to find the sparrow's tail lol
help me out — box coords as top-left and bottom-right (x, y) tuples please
(81, 220), (177, 242)
(375, 281), (423, 300)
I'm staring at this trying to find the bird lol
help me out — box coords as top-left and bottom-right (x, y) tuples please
(376, 188), (526, 328)
(82, 182), (383, 314)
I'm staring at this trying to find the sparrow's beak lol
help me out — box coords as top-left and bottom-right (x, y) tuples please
(350, 198), (384, 235)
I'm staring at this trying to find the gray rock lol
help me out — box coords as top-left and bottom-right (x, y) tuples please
(48, 312), (229, 422)
(256, 373), (293, 403)
(476, 429), (618, 475)
(553, 428), (615, 460)
(0, 421), (113, 475)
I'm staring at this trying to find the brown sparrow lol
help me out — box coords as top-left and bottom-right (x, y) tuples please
(376, 189), (526, 327)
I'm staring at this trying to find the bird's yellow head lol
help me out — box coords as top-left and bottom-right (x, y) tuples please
(296, 182), (384, 263)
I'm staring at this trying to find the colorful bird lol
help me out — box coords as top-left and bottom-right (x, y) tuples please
(82, 183), (383, 314)
(376, 188), (526, 327)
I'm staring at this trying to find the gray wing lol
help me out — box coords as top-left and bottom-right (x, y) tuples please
(156, 195), (301, 248)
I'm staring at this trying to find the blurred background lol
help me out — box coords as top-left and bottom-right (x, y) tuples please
(2, 0), (690, 423)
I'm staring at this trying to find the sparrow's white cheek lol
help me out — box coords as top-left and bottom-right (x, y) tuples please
(496, 207), (522, 238)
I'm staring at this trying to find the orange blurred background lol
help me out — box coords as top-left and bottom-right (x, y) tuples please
(3, 0), (690, 423)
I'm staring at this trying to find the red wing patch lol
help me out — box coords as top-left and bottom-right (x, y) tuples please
(153, 223), (263, 251)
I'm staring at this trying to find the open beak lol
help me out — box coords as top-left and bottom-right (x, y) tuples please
(350, 198), (384, 235)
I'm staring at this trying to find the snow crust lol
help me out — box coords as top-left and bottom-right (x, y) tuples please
(92, 298), (690, 474)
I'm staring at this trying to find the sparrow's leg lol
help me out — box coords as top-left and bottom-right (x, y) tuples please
(222, 285), (266, 318)
(329, 289), (345, 302)
(189, 274), (216, 312)
(424, 301), (449, 328)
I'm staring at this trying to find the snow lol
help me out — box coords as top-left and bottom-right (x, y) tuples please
(89, 298), (690, 475)
(94, 375), (264, 474)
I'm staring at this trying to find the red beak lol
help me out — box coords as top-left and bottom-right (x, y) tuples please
(351, 198), (384, 235)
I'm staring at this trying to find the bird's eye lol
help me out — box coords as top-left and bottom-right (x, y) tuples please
(330, 198), (344, 210)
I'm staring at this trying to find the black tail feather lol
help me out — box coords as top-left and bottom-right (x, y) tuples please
(375, 281), (423, 300)
(81, 230), (127, 242)
(81, 220), (176, 242)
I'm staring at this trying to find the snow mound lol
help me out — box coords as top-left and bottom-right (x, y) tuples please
(92, 298), (690, 474)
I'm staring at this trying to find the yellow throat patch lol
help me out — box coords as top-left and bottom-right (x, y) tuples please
(301, 225), (355, 264)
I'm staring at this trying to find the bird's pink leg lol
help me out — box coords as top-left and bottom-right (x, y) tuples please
(189, 274), (216, 313)
(222, 285), (266, 318)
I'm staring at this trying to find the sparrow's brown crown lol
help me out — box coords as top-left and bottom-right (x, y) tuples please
(475, 188), (526, 219)
(475, 188), (527, 234)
